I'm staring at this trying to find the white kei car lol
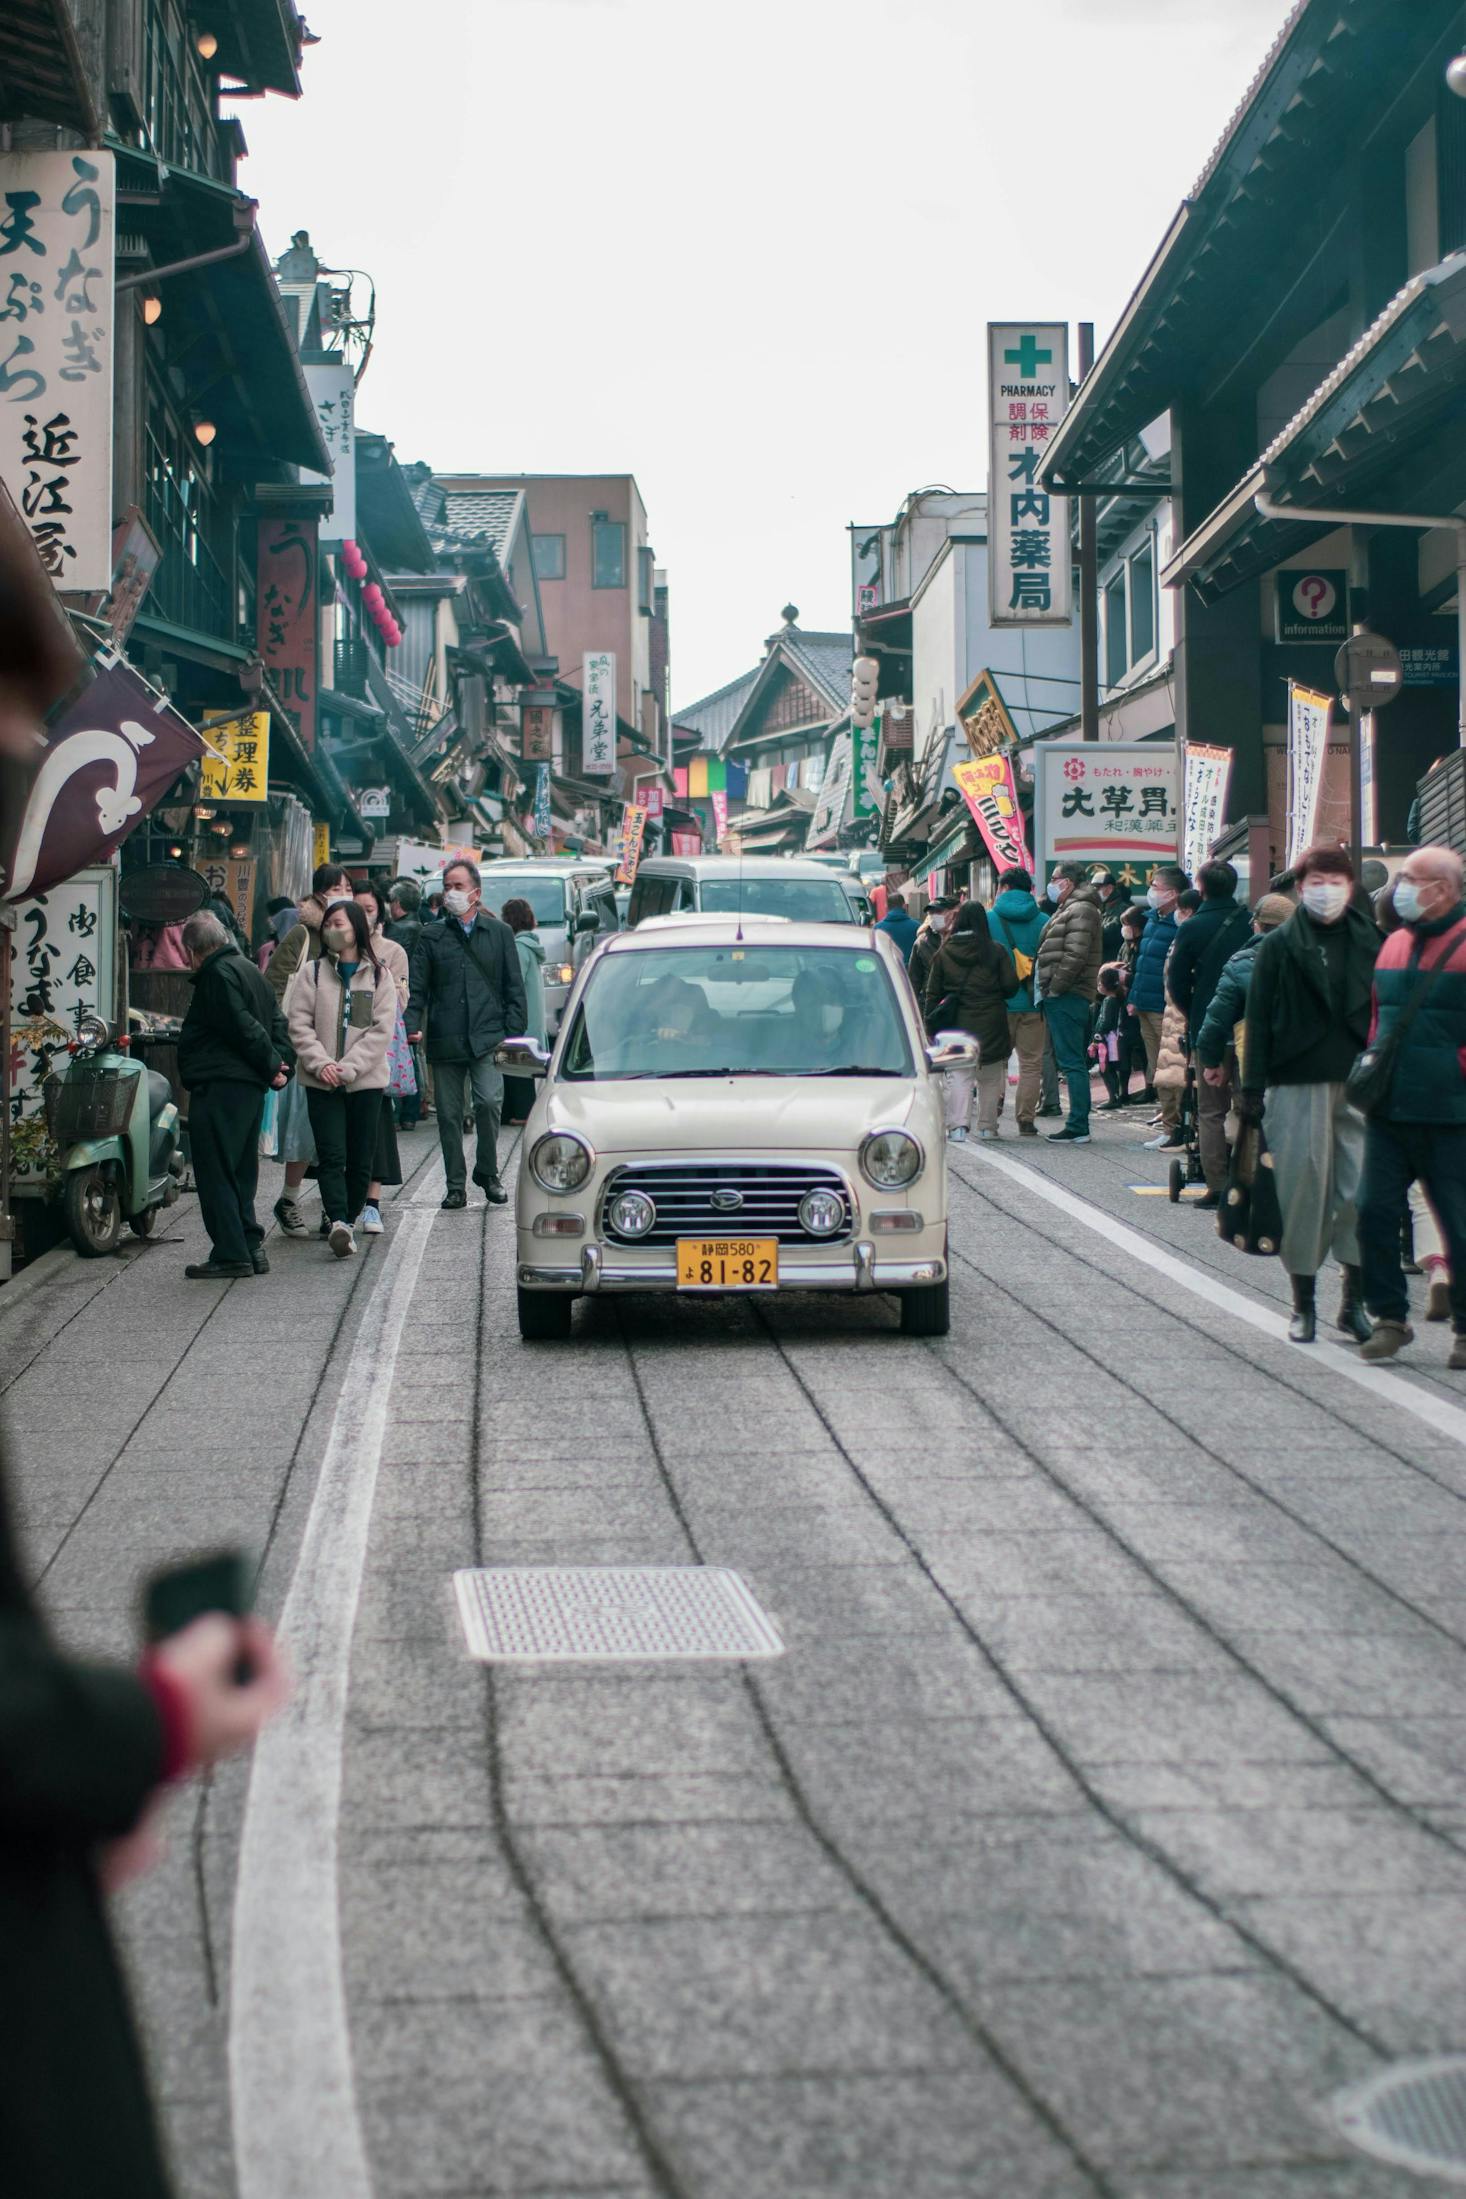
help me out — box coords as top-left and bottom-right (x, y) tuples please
(497, 917), (976, 1342)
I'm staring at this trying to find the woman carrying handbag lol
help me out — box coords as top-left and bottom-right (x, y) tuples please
(924, 903), (1018, 1143)
(286, 901), (397, 1259)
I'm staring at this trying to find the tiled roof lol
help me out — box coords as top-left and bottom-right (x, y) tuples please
(440, 488), (520, 556)
(781, 630), (854, 712)
(672, 668), (760, 753)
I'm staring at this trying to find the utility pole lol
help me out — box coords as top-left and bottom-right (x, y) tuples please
(1078, 322), (1099, 742)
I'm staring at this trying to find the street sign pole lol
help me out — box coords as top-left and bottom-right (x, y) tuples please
(1078, 323), (1099, 743)
(1347, 689), (1363, 878)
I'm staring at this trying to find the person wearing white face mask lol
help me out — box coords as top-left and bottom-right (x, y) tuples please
(1239, 845), (1381, 1343)
(1356, 847), (1466, 1364)
(406, 859), (527, 1211)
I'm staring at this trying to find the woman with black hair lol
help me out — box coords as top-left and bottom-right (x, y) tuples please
(286, 899), (397, 1258)
(923, 901), (1018, 1143)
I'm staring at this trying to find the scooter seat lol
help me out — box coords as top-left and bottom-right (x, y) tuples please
(146, 1067), (174, 1117)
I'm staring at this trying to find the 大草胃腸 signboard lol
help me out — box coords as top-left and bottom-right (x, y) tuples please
(1035, 741), (1180, 884)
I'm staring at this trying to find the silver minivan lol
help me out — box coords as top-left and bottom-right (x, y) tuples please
(478, 858), (618, 1033)
(626, 855), (864, 929)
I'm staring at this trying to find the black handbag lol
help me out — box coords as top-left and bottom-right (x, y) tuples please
(1220, 1119), (1284, 1258)
(1345, 928), (1460, 1118)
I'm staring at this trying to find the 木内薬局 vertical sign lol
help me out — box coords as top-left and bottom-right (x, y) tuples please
(988, 322), (1072, 628)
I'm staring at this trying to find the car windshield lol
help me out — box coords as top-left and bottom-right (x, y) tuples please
(482, 875), (568, 926)
(696, 878), (856, 923)
(560, 944), (913, 1081)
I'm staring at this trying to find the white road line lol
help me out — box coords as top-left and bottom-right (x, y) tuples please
(229, 1203), (435, 2199)
(970, 1145), (1466, 1453)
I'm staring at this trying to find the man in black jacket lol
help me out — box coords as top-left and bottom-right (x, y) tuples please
(177, 911), (293, 1280)
(1166, 859), (1252, 1205)
(1241, 845), (1379, 1342)
(407, 859), (528, 1210)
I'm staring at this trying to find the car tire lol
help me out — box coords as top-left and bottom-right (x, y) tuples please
(518, 1287), (574, 1341)
(898, 1273), (950, 1337)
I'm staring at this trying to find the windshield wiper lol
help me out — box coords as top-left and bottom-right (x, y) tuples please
(800, 1064), (903, 1077)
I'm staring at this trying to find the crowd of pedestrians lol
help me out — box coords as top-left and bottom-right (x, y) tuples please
(880, 841), (1466, 1368)
(175, 856), (529, 1277)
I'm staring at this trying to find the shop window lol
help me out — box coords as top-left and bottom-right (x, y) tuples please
(533, 533), (566, 581)
(1103, 569), (1128, 689)
(1129, 541), (1156, 665)
(592, 518), (626, 589)
(638, 545), (655, 615)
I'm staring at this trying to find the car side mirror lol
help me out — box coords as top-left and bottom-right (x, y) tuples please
(494, 1037), (552, 1077)
(574, 910), (600, 935)
(925, 1031), (980, 1074)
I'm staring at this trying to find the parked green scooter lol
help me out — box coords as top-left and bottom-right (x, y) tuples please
(46, 1011), (186, 1257)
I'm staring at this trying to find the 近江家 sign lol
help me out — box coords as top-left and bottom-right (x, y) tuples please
(988, 322), (1072, 628)
(1034, 740), (1179, 883)
(0, 150), (115, 591)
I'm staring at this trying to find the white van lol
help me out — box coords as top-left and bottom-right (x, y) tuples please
(626, 855), (864, 929)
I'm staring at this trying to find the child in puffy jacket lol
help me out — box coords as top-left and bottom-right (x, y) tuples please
(1090, 961), (1128, 1108)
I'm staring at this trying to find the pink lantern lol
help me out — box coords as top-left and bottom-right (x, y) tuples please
(362, 582), (384, 613)
(384, 621), (402, 648)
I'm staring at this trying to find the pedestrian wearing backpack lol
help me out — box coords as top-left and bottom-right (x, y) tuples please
(991, 867), (1048, 1137)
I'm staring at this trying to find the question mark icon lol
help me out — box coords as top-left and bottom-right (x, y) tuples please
(1295, 574), (1333, 619)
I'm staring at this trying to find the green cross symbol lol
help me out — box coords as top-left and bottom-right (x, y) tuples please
(1005, 333), (1052, 378)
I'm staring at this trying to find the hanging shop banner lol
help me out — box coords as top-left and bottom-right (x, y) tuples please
(522, 704), (555, 762)
(302, 362), (355, 543)
(582, 651), (616, 776)
(640, 784), (664, 819)
(1, 653), (204, 903)
(1286, 682), (1332, 867)
(710, 788), (729, 844)
(312, 822), (331, 870)
(1182, 743), (1233, 878)
(808, 738), (852, 849)
(8, 863), (118, 1174)
(958, 669), (1020, 759)
(1034, 739), (1179, 884)
(615, 803), (647, 885)
(198, 854), (256, 930)
(0, 151), (116, 590)
(987, 321), (1072, 628)
(257, 517), (319, 752)
(93, 506), (160, 649)
(1360, 713), (1377, 848)
(533, 763), (552, 840)
(201, 711), (271, 804)
(953, 754), (1032, 874)
(852, 716), (881, 818)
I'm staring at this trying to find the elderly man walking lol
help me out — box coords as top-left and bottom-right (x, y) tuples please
(408, 858), (527, 1211)
(177, 911), (294, 1280)
(1241, 844), (1379, 1343)
(1358, 845), (1466, 1363)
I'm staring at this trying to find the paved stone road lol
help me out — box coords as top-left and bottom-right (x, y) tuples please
(5, 1106), (1466, 2198)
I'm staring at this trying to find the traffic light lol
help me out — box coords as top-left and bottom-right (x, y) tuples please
(851, 656), (880, 729)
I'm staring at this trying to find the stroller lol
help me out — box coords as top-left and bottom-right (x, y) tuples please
(1166, 1061), (1208, 1204)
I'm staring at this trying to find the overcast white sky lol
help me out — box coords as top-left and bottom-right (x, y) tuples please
(241, 0), (1292, 707)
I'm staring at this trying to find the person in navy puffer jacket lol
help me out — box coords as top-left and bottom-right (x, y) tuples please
(874, 887), (919, 966)
(1129, 864), (1187, 1134)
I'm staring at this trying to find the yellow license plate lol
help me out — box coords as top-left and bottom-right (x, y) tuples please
(676, 1237), (779, 1290)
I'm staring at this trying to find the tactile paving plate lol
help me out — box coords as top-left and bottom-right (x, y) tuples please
(1333, 2057), (1466, 2182)
(453, 1566), (785, 1664)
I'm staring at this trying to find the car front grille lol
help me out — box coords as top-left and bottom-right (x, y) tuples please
(600, 1162), (854, 1246)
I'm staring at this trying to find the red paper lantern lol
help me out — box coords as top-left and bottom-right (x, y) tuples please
(362, 582), (384, 613)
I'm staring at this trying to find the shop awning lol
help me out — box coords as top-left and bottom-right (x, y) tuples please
(116, 156), (330, 474)
(1040, 0), (1462, 490)
(262, 685), (369, 841)
(0, 0), (99, 135)
(209, 0), (306, 97)
(1162, 252), (1466, 606)
(921, 817), (977, 878)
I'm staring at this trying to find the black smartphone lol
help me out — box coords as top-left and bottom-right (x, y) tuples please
(142, 1550), (255, 1681)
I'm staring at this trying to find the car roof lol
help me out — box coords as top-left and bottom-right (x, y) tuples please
(480, 857), (610, 873)
(633, 855), (853, 880)
(602, 916), (892, 953)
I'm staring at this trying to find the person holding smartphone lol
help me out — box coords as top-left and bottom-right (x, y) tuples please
(0, 1436), (287, 2199)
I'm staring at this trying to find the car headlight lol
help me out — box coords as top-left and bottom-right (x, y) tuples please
(860, 1129), (922, 1189)
(608, 1188), (656, 1238)
(556, 963), (575, 985)
(530, 1131), (594, 1194)
(799, 1187), (845, 1238)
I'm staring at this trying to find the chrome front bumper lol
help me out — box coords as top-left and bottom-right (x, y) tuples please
(517, 1240), (946, 1294)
